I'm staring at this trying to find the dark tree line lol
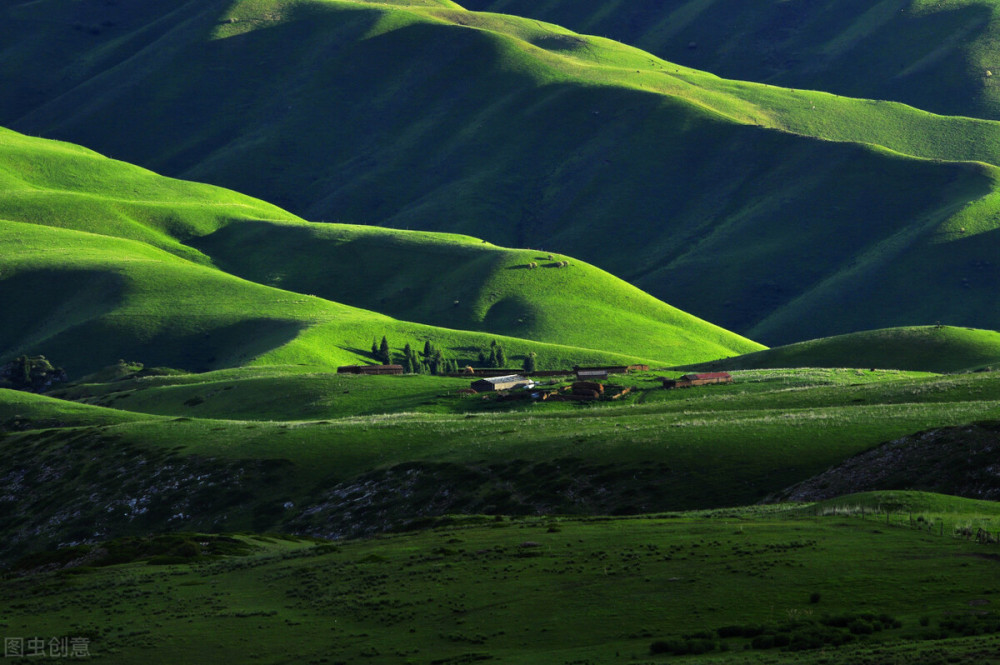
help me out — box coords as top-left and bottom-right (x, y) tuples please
(372, 336), (538, 375)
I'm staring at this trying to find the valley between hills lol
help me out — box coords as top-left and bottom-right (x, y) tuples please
(1, 1), (999, 664)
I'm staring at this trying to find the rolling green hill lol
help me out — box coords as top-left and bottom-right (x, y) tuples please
(0, 126), (760, 372)
(1, 1), (999, 343)
(5, 367), (1000, 558)
(464, 0), (1000, 122)
(676, 326), (1000, 374)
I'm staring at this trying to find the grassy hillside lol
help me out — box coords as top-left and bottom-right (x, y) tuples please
(465, 0), (1000, 122)
(193, 220), (761, 361)
(0, 126), (761, 370)
(4, 506), (1000, 664)
(1, 1), (999, 342)
(676, 326), (1000, 374)
(5, 367), (1000, 558)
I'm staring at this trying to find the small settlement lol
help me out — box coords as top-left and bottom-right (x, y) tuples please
(334, 362), (731, 403)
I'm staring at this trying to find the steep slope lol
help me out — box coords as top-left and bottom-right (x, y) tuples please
(0, 127), (759, 371)
(1, 1), (999, 342)
(464, 0), (1000, 121)
(676, 326), (1000, 374)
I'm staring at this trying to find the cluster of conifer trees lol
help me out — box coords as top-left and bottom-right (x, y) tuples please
(371, 337), (537, 375)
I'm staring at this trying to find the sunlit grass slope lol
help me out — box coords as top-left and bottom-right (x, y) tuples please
(193, 221), (762, 361)
(465, 0), (1000, 122)
(676, 326), (1000, 374)
(1, 2), (999, 342)
(0, 127), (758, 368)
(3, 219), (675, 374)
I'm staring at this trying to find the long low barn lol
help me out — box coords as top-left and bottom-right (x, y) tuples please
(471, 375), (534, 392)
(662, 372), (733, 389)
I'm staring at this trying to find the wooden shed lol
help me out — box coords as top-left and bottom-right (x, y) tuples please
(662, 372), (732, 389)
(470, 375), (534, 392)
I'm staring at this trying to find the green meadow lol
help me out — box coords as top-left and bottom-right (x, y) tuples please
(4, 366), (999, 565)
(3, 499), (1000, 664)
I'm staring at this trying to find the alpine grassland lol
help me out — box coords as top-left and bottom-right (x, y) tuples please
(0, 126), (760, 372)
(2, 2), (1000, 663)
(1, 1), (999, 341)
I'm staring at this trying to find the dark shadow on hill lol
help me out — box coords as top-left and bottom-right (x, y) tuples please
(460, 0), (997, 120)
(769, 420), (1000, 503)
(0, 269), (126, 366)
(27, 316), (307, 375)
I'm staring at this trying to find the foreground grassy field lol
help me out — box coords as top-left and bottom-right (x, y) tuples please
(2, 1), (999, 342)
(4, 497), (999, 664)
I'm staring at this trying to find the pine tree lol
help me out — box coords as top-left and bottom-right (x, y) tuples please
(522, 351), (537, 374)
(423, 340), (433, 358)
(496, 345), (506, 367)
(488, 348), (498, 368)
(477, 351), (487, 366)
(371, 338), (379, 357)
(402, 355), (414, 374)
(430, 349), (445, 375)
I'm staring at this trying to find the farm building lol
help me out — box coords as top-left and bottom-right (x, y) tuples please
(336, 364), (405, 375)
(575, 368), (609, 380)
(662, 372), (733, 389)
(470, 375), (534, 392)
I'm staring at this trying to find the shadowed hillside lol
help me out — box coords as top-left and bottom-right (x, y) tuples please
(464, 0), (1000, 121)
(1, 2), (999, 343)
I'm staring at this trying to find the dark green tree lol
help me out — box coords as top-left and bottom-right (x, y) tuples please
(423, 340), (433, 358)
(378, 336), (391, 364)
(371, 337), (379, 356)
(496, 345), (506, 367)
(488, 348), (498, 368)
(522, 351), (537, 374)
(477, 350), (487, 366)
